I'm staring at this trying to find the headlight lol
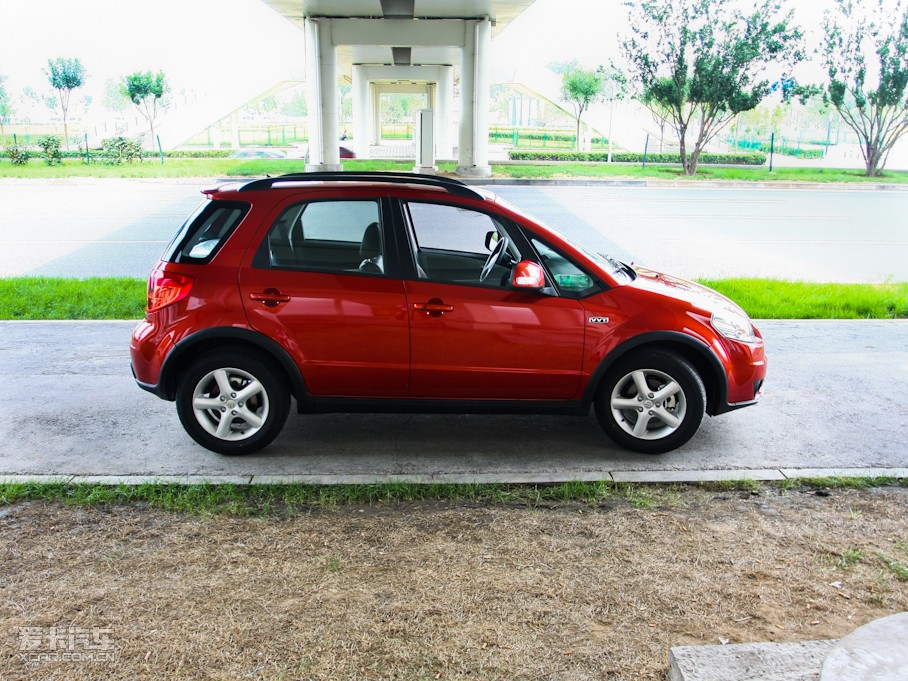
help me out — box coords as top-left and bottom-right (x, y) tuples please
(711, 308), (758, 343)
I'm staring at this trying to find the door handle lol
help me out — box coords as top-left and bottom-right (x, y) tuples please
(413, 299), (454, 317)
(250, 289), (291, 307)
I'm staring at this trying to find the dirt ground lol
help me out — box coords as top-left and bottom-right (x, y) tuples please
(1, 485), (907, 681)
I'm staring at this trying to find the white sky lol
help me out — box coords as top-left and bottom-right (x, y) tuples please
(0, 0), (849, 104)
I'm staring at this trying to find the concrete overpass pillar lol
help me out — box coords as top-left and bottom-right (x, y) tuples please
(306, 18), (342, 171)
(457, 19), (491, 177)
(352, 65), (371, 158)
(436, 65), (454, 160)
(372, 83), (382, 144)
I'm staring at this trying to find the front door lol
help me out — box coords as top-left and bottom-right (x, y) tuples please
(401, 201), (585, 400)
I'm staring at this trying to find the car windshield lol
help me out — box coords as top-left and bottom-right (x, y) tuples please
(493, 195), (633, 283)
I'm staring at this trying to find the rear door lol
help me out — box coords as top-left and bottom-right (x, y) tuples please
(240, 195), (410, 398)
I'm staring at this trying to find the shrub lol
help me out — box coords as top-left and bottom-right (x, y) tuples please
(731, 139), (824, 159)
(5, 143), (30, 165)
(507, 150), (767, 165)
(54, 148), (234, 160)
(489, 129), (610, 145)
(37, 136), (63, 166)
(100, 136), (144, 164)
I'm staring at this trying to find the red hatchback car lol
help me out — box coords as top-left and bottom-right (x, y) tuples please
(130, 172), (766, 455)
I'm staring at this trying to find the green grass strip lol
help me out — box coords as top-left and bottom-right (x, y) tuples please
(0, 479), (903, 517)
(0, 158), (447, 179)
(701, 279), (908, 319)
(0, 481), (656, 515)
(3, 157), (908, 183)
(491, 163), (908, 184)
(0, 277), (145, 320)
(1, 277), (906, 321)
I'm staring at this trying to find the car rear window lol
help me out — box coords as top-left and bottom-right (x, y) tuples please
(163, 200), (250, 264)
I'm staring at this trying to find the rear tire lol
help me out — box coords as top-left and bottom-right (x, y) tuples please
(595, 350), (705, 454)
(176, 350), (290, 455)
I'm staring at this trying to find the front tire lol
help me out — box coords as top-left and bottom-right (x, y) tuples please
(176, 350), (290, 455)
(595, 351), (705, 454)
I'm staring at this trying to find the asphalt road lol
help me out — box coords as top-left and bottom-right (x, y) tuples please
(1, 179), (907, 282)
(1, 320), (905, 483)
(1, 179), (906, 483)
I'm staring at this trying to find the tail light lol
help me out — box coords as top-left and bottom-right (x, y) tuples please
(147, 270), (195, 312)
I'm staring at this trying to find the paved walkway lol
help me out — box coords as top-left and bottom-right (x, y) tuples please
(1, 319), (905, 485)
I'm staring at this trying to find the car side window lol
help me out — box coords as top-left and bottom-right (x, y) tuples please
(165, 201), (250, 264)
(259, 200), (384, 275)
(530, 237), (602, 298)
(404, 202), (520, 288)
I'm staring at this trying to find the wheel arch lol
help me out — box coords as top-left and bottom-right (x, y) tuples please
(158, 327), (308, 404)
(583, 332), (728, 416)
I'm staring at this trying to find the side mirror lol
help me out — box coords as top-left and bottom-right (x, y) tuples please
(511, 260), (546, 289)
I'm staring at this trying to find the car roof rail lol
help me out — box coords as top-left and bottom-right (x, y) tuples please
(236, 171), (485, 199)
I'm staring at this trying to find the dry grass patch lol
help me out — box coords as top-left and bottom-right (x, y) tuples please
(1, 485), (907, 680)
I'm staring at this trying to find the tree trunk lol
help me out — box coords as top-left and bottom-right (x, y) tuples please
(59, 90), (70, 151)
(575, 114), (583, 152)
(864, 143), (883, 177)
(678, 127), (689, 174)
(686, 146), (701, 175)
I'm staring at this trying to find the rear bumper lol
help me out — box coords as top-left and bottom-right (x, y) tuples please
(130, 318), (174, 400)
(130, 361), (168, 400)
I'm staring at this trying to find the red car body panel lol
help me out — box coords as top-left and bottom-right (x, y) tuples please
(405, 280), (586, 399)
(240, 269), (410, 397)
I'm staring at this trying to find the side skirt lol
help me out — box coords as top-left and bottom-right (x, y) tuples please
(296, 396), (591, 417)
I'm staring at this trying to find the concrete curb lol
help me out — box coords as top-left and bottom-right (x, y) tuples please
(1, 468), (905, 487)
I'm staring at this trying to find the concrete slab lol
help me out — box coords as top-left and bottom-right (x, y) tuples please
(67, 475), (254, 486)
(821, 612), (908, 680)
(250, 471), (616, 485)
(612, 469), (786, 483)
(669, 640), (836, 681)
(781, 468), (908, 480)
(0, 475), (74, 485)
(1, 469), (904, 487)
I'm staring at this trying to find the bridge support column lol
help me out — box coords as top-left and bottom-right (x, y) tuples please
(352, 65), (371, 158)
(306, 18), (342, 171)
(436, 65), (454, 160)
(456, 19), (491, 178)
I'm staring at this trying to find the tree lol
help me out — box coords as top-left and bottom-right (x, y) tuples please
(280, 89), (308, 118)
(122, 71), (168, 150)
(548, 58), (580, 75)
(45, 57), (86, 149)
(561, 66), (605, 151)
(640, 92), (673, 153)
(0, 74), (12, 135)
(822, 0), (908, 177)
(102, 77), (130, 113)
(622, 0), (805, 174)
(600, 62), (629, 161)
